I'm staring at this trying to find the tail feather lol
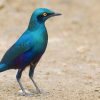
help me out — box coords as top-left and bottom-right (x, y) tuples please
(0, 64), (9, 72)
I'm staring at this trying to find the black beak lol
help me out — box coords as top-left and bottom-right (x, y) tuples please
(49, 13), (62, 18)
(52, 13), (62, 17)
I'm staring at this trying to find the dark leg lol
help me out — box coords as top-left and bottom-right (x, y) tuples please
(16, 69), (28, 96)
(29, 63), (41, 93)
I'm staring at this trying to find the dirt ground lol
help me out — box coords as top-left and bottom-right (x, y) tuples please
(0, 0), (100, 100)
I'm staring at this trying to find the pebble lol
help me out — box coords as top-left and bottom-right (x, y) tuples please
(77, 45), (89, 54)
(0, 0), (5, 9)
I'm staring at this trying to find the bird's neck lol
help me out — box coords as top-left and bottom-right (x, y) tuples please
(28, 19), (45, 31)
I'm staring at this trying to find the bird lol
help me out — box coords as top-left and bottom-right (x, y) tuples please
(0, 8), (61, 96)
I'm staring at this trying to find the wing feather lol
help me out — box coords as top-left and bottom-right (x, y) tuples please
(1, 34), (33, 64)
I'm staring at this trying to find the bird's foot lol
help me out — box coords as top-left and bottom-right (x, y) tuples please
(23, 93), (33, 96)
(36, 88), (42, 94)
(18, 90), (33, 96)
(32, 88), (49, 95)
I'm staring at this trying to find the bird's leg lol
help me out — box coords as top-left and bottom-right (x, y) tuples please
(16, 69), (28, 96)
(29, 63), (41, 94)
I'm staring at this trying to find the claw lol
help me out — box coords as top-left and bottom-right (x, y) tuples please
(18, 90), (33, 96)
(36, 88), (41, 94)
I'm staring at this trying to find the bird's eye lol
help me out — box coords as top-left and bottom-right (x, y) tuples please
(43, 13), (47, 16)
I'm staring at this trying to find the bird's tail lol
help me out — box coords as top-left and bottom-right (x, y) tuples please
(0, 63), (9, 72)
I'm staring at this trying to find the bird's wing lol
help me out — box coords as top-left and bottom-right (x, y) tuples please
(1, 34), (33, 64)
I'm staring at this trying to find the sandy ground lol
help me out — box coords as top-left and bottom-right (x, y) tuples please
(0, 0), (100, 100)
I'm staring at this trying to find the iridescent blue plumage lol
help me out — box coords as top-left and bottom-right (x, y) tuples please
(0, 8), (61, 95)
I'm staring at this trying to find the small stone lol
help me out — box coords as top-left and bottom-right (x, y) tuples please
(94, 89), (99, 92)
(45, 72), (50, 75)
(0, 0), (5, 9)
(98, 96), (100, 98)
(62, 63), (67, 67)
(77, 45), (89, 54)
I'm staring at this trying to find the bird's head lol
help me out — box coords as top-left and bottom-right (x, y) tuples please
(28, 8), (61, 29)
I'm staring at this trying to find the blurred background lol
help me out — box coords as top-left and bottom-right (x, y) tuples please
(0, 0), (100, 100)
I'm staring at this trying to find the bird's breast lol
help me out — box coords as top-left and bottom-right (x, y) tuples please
(32, 32), (48, 54)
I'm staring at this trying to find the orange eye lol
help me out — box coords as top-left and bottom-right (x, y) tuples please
(43, 13), (47, 16)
